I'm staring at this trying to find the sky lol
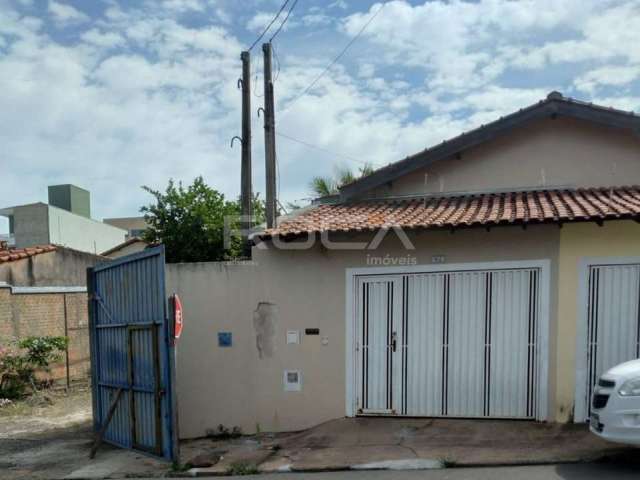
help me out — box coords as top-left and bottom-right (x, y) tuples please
(1, 0), (640, 232)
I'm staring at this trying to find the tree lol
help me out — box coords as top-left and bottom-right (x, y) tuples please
(309, 163), (375, 197)
(141, 177), (264, 263)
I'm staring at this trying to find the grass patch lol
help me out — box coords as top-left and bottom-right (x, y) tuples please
(170, 461), (193, 472)
(439, 456), (457, 468)
(226, 462), (259, 476)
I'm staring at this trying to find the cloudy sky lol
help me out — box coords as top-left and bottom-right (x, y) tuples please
(1, 0), (639, 232)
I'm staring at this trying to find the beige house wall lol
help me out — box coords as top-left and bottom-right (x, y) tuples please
(555, 220), (640, 422)
(167, 225), (560, 439)
(370, 117), (640, 198)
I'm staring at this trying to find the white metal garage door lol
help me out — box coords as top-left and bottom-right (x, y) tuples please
(576, 263), (640, 420)
(355, 267), (541, 419)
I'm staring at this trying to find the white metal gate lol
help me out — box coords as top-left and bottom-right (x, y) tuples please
(355, 267), (541, 419)
(577, 263), (640, 420)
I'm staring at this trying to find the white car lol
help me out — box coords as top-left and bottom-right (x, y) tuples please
(590, 358), (640, 446)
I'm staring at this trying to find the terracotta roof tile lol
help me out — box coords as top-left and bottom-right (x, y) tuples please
(264, 186), (640, 238)
(0, 245), (56, 264)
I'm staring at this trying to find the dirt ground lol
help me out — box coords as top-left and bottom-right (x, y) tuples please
(0, 386), (92, 438)
(0, 387), (168, 480)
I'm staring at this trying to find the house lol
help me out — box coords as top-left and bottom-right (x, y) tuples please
(100, 237), (149, 259)
(0, 184), (127, 254)
(0, 244), (102, 386)
(165, 92), (640, 438)
(0, 244), (102, 287)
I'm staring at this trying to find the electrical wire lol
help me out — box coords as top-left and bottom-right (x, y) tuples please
(272, 42), (281, 82)
(251, 53), (263, 98)
(253, 73), (263, 98)
(280, 1), (386, 115)
(269, 0), (299, 43)
(276, 131), (380, 167)
(247, 0), (290, 51)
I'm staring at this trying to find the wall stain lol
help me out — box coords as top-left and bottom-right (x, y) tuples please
(253, 302), (278, 359)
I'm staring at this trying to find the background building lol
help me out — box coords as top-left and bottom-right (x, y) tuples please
(103, 216), (148, 239)
(0, 184), (126, 254)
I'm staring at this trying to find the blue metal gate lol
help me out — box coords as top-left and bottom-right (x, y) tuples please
(87, 246), (177, 460)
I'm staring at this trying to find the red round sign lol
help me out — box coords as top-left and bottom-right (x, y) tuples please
(173, 294), (183, 340)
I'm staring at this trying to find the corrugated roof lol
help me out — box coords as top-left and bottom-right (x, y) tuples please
(262, 186), (640, 238)
(0, 245), (57, 264)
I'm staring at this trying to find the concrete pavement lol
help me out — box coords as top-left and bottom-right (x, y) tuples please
(180, 417), (635, 475)
(159, 463), (640, 479)
(3, 414), (637, 479)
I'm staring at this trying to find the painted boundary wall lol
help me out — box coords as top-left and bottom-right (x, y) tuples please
(166, 225), (561, 438)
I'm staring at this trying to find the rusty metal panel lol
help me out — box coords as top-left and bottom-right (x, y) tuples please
(88, 246), (176, 460)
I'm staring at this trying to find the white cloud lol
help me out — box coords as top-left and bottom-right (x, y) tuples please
(340, 0), (636, 92)
(161, 0), (205, 12)
(246, 11), (297, 33)
(575, 65), (640, 94)
(0, 2), (244, 221)
(329, 1), (348, 9)
(0, 0), (639, 226)
(301, 14), (332, 27)
(592, 96), (640, 113)
(358, 63), (375, 78)
(48, 1), (89, 25)
(80, 29), (125, 49)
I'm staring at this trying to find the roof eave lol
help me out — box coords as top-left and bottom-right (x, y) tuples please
(257, 213), (640, 243)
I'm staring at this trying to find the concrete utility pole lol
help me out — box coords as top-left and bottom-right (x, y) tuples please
(262, 42), (277, 229)
(240, 50), (252, 255)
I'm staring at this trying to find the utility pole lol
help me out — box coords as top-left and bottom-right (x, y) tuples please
(240, 50), (252, 255)
(262, 42), (277, 229)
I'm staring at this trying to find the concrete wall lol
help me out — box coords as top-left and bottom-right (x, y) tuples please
(167, 225), (560, 438)
(555, 220), (640, 422)
(48, 205), (126, 254)
(103, 217), (147, 236)
(0, 248), (102, 287)
(369, 117), (640, 198)
(12, 204), (50, 247)
(0, 285), (90, 383)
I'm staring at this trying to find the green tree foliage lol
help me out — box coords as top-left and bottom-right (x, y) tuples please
(141, 176), (264, 263)
(309, 163), (376, 197)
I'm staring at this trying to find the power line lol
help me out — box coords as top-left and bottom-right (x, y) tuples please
(276, 131), (381, 167)
(247, 0), (290, 51)
(272, 42), (281, 82)
(280, 1), (386, 115)
(269, 0), (299, 43)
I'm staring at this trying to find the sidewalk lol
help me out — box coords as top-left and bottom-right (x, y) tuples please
(179, 417), (635, 476)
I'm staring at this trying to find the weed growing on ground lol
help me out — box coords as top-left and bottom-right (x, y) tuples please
(206, 424), (243, 440)
(439, 456), (457, 468)
(226, 462), (259, 475)
(170, 461), (192, 472)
